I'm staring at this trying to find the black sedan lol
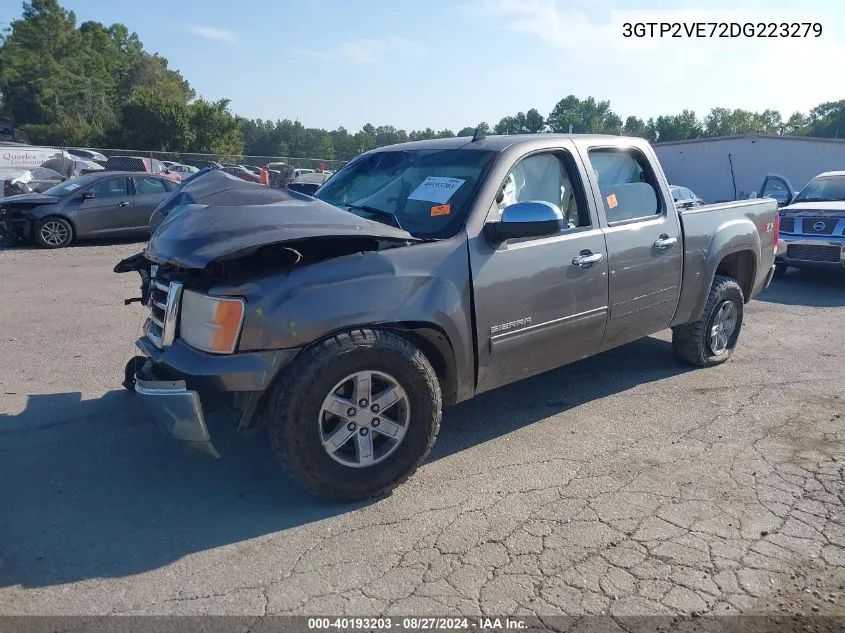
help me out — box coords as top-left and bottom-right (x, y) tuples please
(0, 172), (177, 248)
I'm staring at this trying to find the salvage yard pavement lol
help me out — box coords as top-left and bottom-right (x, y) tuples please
(0, 242), (844, 620)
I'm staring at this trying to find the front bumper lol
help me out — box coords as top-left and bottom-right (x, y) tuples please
(775, 234), (845, 268)
(132, 337), (301, 456)
(0, 216), (32, 240)
(135, 359), (219, 457)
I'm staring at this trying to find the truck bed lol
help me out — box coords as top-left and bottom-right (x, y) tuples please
(671, 197), (779, 327)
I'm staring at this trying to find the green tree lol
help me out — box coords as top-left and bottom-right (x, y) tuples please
(651, 110), (702, 142)
(117, 88), (190, 150)
(0, 0), (194, 147)
(546, 95), (621, 134)
(524, 108), (545, 133)
(188, 98), (243, 154)
(783, 111), (808, 135)
(0, 0), (82, 126)
(806, 100), (845, 138)
(622, 116), (647, 137)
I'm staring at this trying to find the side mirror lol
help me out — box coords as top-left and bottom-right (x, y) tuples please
(484, 201), (564, 243)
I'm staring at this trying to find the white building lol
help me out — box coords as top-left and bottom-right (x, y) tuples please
(653, 134), (845, 203)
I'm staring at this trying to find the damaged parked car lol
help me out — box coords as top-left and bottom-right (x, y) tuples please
(0, 172), (177, 248)
(117, 134), (778, 501)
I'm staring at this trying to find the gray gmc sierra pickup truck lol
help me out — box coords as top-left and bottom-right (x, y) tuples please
(116, 134), (779, 500)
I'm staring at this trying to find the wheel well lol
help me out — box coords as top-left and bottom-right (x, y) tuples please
(387, 324), (459, 407)
(715, 251), (755, 301)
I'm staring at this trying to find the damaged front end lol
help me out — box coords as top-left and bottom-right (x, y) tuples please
(116, 169), (422, 457)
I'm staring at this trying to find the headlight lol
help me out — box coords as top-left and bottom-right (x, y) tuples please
(180, 290), (245, 354)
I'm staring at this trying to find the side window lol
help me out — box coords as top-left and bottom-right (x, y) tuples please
(588, 148), (661, 223)
(135, 177), (168, 195)
(88, 178), (127, 198)
(494, 152), (590, 229)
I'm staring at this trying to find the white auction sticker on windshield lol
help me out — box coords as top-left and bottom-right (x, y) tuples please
(65, 183), (80, 191)
(407, 177), (465, 204)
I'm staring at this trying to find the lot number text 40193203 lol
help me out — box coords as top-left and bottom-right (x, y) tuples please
(307, 617), (528, 630)
(621, 22), (822, 38)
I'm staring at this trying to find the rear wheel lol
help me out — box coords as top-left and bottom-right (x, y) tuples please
(34, 216), (73, 248)
(266, 329), (442, 501)
(672, 275), (744, 367)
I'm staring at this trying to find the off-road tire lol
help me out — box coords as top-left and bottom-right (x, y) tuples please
(34, 216), (74, 248)
(266, 329), (442, 501)
(672, 275), (745, 368)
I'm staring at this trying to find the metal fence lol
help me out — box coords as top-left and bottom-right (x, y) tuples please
(88, 148), (348, 173)
(1, 141), (345, 181)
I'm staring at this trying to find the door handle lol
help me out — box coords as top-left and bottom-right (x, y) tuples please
(572, 252), (604, 268)
(653, 235), (678, 250)
(119, 201), (130, 207)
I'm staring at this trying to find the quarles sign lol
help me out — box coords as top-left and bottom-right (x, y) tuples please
(0, 146), (64, 168)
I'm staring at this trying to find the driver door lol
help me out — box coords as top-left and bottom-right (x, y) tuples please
(468, 147), (609, 394)
(72, 176), (133, 236)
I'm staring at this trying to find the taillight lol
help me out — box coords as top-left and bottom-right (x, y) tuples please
(773, 214), (780, 252)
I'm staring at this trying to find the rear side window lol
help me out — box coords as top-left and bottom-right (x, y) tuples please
(135, 177), (168, 195)
(588, 148), (662, 223)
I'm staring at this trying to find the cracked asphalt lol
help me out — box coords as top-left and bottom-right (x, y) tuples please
(1, 242), (844, 620)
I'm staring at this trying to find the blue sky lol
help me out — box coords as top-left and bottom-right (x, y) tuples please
(6, 0), (844, 131)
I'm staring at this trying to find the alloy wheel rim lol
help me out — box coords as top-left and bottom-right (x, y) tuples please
(40, 221), (68, 246)
(709, 300), (737, 355)
(318, 370), (410, 468)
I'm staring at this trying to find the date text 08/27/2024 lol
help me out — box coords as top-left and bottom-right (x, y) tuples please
(307, 617), (528, 630)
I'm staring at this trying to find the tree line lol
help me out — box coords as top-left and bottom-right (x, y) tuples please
(2, 0), (844, 163)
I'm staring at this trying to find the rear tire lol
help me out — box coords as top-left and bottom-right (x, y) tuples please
(672, 275), (744, 368)
(34, 216), (73, 248)
(265, 329), (442, 501)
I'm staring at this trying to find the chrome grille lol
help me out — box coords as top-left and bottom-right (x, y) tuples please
(801, 217), (837, 235)
(779, 217), (794, 233)
(787, 244), (842, 263)
(144, 270), (183, 348)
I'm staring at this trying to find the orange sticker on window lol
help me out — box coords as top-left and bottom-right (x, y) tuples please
(607, 194), (618, 209)
(431, 204), (451, 217)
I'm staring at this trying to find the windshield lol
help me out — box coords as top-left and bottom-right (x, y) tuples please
(794, 175), (845, 203)
(314, 148), (496, 238)
(43, 174), (102, 196)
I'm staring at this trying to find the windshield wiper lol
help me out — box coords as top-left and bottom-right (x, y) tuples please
(344, 203), (405, 231)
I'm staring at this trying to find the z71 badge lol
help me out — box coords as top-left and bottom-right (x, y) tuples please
(491, 317), (532, 334)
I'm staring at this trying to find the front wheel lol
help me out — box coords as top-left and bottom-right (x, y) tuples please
(34, 216), (73, 248)
(265, 329), (442, 501)
(672, 275), (745, 367)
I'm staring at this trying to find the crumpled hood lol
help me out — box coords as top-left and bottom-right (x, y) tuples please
(145, 169), (416, 269)
(780, 201), (845, 215)
(0, 193), (60, 206)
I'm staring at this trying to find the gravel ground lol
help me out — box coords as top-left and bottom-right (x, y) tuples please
(1, 241), (844, 621)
